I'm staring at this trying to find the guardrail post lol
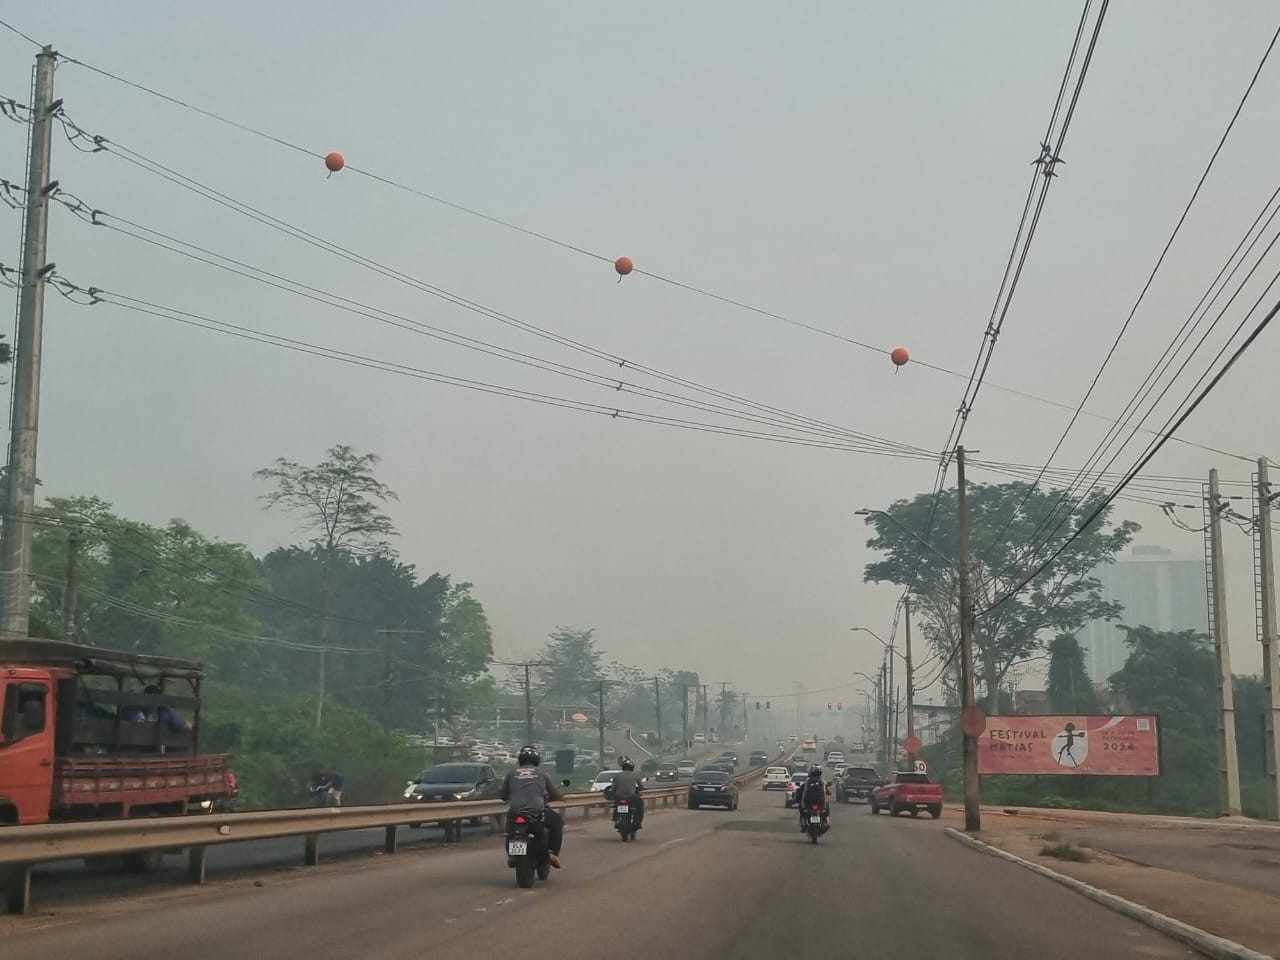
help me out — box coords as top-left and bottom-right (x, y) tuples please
(187, 845), (207, 885)
(1, 864), (32, 915)
(383, 826), (397, 854)
(304, 834), (320, 866)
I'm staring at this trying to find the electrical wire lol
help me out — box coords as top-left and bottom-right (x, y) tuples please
(982, 282), (1280, 614)
(993, 20), (1280, 549)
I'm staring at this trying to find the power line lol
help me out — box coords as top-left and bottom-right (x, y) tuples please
(982, 282), (1280, 614)
(981, 22), (1280, 563)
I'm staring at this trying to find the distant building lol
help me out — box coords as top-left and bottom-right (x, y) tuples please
(1013, 689), (1052, 715)
(1079, 545), (1207, 685)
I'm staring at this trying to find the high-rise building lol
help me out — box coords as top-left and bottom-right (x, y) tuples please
(1078, 545), (1207, 685)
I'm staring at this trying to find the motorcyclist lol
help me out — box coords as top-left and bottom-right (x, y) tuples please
(604, 756), (645, 830)
(797, 764), (830, 831)
(500, 745), (565, 868)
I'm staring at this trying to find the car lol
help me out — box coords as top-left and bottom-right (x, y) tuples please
(603, 745), (617, 757)
(489, 749), (512, 764)
(831, 762), (850, 779)
(402, 762), (502, 807)
(706, 762), (735, 775)
(687, 770), (739, 810)
(826, 751), (845, 766)
(762, 766), (791, 790)
(836, 765), (880, 804)
(749, 751), (769, 766)
(693, 733), (706, 744)
(676, 759), (698, 778)
(590, 770), (622, 793)
(870, 772), (943, 818)
(655, 762), (679, 782)
(716, 752), (739, 768)
(788, 735), (798, 743)
(783, 772), (811, 808)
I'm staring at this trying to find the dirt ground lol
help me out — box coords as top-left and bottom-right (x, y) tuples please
(941, 805), (1280, 958)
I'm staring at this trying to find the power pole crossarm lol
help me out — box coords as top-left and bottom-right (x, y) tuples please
(0, 46), (57, 639)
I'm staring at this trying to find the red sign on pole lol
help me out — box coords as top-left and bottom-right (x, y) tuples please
(978, 715), (1160, 777)
(960, 705), (986, 738)
(903, 735), (922, 755)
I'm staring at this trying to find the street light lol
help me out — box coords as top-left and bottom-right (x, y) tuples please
(855, 508), (956, 567)
(850, 626), (907, 663)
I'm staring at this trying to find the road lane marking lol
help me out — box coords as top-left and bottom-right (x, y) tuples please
(661, 838), (685, 848)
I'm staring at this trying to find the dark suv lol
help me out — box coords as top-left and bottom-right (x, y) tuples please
(748, 751), (769, 766)
(835, 765), (880, 803)
(403, 762), (501, 804)
(655, 762), (679, 782)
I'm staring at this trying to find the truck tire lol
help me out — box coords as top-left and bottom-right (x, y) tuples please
(870, 800), (880, 815)
(889, 800), (901, 817)
(928, 805), (942, 820)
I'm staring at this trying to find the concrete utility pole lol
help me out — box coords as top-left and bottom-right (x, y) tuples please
(719, 681), (729, 737)
(702, 684), (710, 744)
(0, 47), (56, 639)
(1206, 470), (1242, 816)
(1257, 459), (1280, 818)
(653, 675), (662, 753)
(597, 679), (607, 765)
(957, 446), (981, 832)
(904, 596), (916, 746)
(878, 662), (887, 767)
(681, 684), (689, 749)
(60, 526), (81, 642)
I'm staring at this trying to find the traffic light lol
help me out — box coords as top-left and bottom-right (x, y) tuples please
(837, 702), (843, 711)
(755, 701), (761, 710)
(827, 702), (833, 711)
(766, 701), (771, 709)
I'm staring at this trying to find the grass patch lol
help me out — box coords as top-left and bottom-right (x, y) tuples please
(1039, 838), (1092, 862)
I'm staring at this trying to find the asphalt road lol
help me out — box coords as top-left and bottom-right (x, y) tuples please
(6, 785), (1197, 959)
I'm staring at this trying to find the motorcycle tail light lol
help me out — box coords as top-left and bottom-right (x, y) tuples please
(515, 816), (526, 824)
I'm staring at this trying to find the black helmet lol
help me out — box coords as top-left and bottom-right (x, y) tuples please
(808, 765), (823, 779)
(619, 756), (635, 771)
(517, 745), (540, 767)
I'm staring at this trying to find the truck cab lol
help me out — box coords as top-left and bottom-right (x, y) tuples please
(0, 639), (234, 827)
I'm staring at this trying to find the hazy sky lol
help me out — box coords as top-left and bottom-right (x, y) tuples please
(3, 2), (1277, 705)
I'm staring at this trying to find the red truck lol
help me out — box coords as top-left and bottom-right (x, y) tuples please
(1, 638), (236, 867)
(869, 771), (942, 819)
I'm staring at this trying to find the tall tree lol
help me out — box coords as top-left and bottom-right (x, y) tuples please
(255, 444), (398, 727)
(1046, 633), (1099, 714)
(539, 627), (603, 705)
(863, 481), (1138, 712)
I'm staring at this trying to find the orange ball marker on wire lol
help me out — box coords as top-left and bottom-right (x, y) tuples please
(890, 346), (910, 373)
(614, 256), (634, 282)
(324, 151), (345, 178)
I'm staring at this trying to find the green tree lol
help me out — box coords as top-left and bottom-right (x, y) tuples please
(255, 444), (399, 727)
(863, 481), (1138, 712)
(1109, 625), (1216, 813)
(539, 627), (603, 704)
(1046, 634), (1099, 714)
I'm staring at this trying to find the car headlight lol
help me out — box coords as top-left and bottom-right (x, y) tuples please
(403, 788), (414, 799)
(453, 791), (471, 800)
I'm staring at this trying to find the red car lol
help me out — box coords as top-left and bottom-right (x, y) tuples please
(870, 772), (943, 819)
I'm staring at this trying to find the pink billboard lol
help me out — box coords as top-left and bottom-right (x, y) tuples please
(978, 715), (1160, 777)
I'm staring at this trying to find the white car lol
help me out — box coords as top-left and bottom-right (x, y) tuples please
(489, 750), (512, 764)
(590, 770), (622, 793)
(676, 760), (697, 777)
(826, 751), (845, 765)
(832, 763), (850, 778)
(693, 733), (706, 743)
(762, 766), (791, 790)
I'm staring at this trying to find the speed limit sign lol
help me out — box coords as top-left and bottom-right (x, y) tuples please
(913, 759), (928, 774)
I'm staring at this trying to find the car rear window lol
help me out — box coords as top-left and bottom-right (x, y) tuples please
(847, 768), (878, 778)
(694, 771), (731, 783)
(766, 767), (788, 775)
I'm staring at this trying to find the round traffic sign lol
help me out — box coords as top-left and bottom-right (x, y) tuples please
(913, 759), (928, 774)
(570, 712), (589, 723)
(961, 705), (987, 738)
(903, 735), (922, 755)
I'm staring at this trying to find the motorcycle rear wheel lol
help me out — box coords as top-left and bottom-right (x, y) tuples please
(536, 857), (551, 881)
(515, 860), (535, 888)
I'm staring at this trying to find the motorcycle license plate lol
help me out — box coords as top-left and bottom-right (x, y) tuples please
(616, 804), (629, 814)
(507, 840), (528, 856)
(809, 816), (823, 825)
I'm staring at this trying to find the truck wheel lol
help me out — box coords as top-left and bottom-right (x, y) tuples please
(910, 808), (919, 818)
(928, 806), (942, 820)
(889, 801), (901, 817)
(870, 801), (880, 815)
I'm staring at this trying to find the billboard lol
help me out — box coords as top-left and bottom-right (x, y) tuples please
(978, 715), (1160, 777)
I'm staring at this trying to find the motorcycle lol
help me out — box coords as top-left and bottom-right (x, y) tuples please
(804, 802), (829, 844)
(506, 810), (552, 888)
(612, 798), (638, 841)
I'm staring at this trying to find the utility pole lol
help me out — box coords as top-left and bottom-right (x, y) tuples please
(60, 526), (81, 642)
(878, 662), (887, 768)
(597, 679), (607, 766)
(904, 596), (915, 746)
(957, 446), (981, 832)
(719, 681), (729, 737)
(702, 683), (710, 744)
(1257, 459), (1280, 818)
(681, 684), (689, 750)
(794, 682), (802, 742)
(0, 46), (57, 639)
(374, 628), (426, 738)
(653, 675), (662, 753)
(1206, 469), (1242, 816)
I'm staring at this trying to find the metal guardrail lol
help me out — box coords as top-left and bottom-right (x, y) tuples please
(0, 753), (779, 915)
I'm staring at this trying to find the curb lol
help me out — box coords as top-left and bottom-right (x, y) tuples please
(943, 828), (1274, 960)
(946, 804), (1280, 834)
